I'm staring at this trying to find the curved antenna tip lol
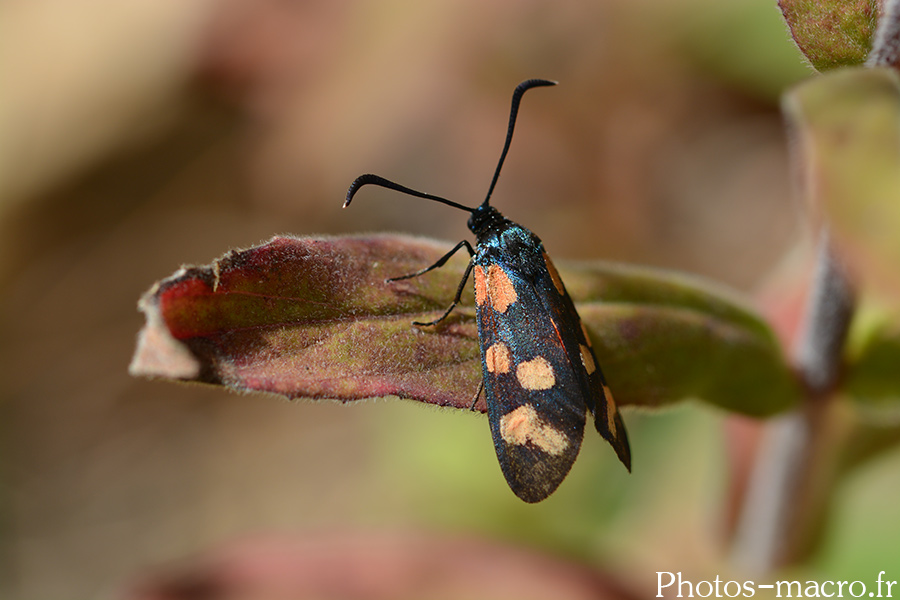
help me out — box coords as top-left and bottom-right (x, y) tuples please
(482, 78), (558, 206)
(343, 173), (475, 213)
(344, 174), (376, 207)
(517, 78), (558, 91)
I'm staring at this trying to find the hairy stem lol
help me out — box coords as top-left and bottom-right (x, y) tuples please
(731, 235), (855, 573)
(727, 0), (900, 568)
(867, 0), (900, 69)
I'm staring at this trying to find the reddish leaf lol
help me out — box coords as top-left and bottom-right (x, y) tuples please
(132, 235), (481, 410)
(778, 0), (879, 70)
(131, 235), (800, 416)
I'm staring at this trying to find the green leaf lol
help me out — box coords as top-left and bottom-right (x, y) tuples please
(130, 235), (800, 416)
(783, 67), (900, 299)
(845, 308), (900, 410)
(571, 265), (799, 416)
(778, 0), (878, 70)
(823, 306), (900, 472)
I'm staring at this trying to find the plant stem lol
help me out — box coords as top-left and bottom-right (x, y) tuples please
(867, 0), (900, 69)
(728, 0), (900, 566)
(731, 231), (855, 573)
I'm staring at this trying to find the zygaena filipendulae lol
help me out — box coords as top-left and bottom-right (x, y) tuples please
(345, 79), (630, 502)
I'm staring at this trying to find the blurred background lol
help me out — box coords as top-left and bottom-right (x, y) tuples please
(0, 0), (861, 598)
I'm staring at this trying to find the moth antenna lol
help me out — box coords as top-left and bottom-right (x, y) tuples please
(481, 78), (557, 208)
(345, 174), (474, 213)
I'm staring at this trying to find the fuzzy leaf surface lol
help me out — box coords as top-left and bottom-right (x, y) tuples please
(778, 0), (878, 70)
(131, 235), (800, 416)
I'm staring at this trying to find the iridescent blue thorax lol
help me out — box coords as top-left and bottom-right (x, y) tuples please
(468, 205), (544, 268)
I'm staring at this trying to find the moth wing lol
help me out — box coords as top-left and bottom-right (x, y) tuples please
(476, 261), (589, 503)
(533, 252), (631, 471)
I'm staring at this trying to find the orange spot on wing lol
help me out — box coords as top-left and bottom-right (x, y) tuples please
(499, 404), (569, 455)
(474, 266), (488, 306)
(516, 356), (556, 390)
(580, 320), (592, 347)
(485, 342), (511, 374)
(603, 384), (617, 436)
(543, 252), (565, 295)
(580, 344), (596, 375)
(487, 265), (517, 312)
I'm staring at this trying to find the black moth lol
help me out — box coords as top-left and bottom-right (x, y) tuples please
(345, 79), (631, 502)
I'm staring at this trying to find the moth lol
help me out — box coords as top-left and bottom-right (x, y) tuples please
(345, 79), (630, 502)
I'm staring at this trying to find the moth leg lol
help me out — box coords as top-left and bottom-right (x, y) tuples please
(387, 240), (474, 282)
(467, 378), (485, 411)
(412, 259), (474, 327)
